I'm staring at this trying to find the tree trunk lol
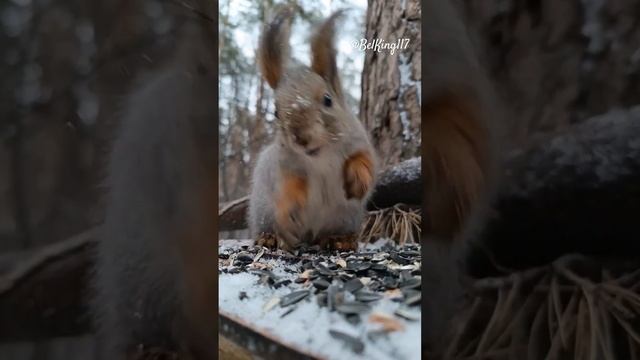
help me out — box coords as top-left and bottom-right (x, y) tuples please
(456, 0), (640, 148)
(360, 0), (421, 168)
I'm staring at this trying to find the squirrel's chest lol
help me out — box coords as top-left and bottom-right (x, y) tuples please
(304, 152), (350, 210)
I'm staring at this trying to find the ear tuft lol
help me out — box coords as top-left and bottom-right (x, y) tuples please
(258, 7), (293, 89)
(310, 10), (347, 101)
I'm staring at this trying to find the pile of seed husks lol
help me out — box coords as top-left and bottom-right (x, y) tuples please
(218, 239), (421, 359)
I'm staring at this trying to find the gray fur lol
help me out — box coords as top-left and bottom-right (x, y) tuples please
(424, 0), (503, 244)
(92, 25), (216, 360)
(249, 10), (377, 247)
(249, 130), (373, 244)
(422, 0), (504, 356)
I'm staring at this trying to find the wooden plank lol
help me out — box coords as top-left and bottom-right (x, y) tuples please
(219, 334), (253, 360)
(218, 310), (321, 360)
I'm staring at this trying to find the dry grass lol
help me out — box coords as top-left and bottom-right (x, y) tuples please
(357, 204), (421, 245)
(445, 254), (640, 359)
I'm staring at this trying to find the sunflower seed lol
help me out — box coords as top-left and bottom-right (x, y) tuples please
(395, 306), (420, 321)
(400, 250), (420, 257)
(344, 278), (364, 293)
(355, 291), (382, 302)
(315, 263), (334, 276)
(400, 277), (421, 289)
(336, 301), (370, 314)
(390, 253), (411, 265)
(236, 252), (254, 264)
(368, 280), (383, 291)
(238, 291), (248, 301)
(329, 330), (365, 354)
(280, 306), (296, 318)
(327, 284), (338, 311)
(383, 277), (398, 289)
(313, 278), (330, 290)
(346, 261), (370, 272)
(280, 290), (310, 307)
(367, 329), (387, 340)
(253, 248), (265, 262)
(371, 253), (387, 262)
(346, 314), (361, 325)
(273, 279), (291, 289)
(317, 292), (328, 307)
(369, 312), (405, 332)
(404, 291), (421, 306)
(263, 297), (280, 312)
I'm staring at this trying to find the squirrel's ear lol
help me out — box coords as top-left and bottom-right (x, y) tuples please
(258, 7), (293, 89)
(310, 10), (345, 101)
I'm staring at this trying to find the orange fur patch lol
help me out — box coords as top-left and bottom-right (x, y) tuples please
(424, 92), (492, 239)
(343, 150), (374, 200)
(275, 173), (308, 228)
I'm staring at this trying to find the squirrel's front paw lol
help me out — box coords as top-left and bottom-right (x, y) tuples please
(343, 150), (374, 200)
(256, 232), (295, 252)
(256, 232), (278, 248)
(318, 234), (359, 251)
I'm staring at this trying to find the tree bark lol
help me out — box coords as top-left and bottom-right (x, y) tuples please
(360, 0), (421, 167)
(456, 0), (640, 148)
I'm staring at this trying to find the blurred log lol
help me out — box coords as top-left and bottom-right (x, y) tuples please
(218, 158), (423, 232)
(219, 197), (250, 232)
(0, 230), (95, 342)
(369, 157), (422, 210)
(468, 107), (640, 277)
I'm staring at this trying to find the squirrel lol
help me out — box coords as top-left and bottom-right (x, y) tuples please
(248, 8), (378, 252)
(422, 0), (503, 355)
(92, 21), (217, 360)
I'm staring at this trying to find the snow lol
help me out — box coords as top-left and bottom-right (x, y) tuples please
(377, 157), (421, 186)
(508, 105), (640, 195)
(219, 240), (421, 360)
(581, 0), (606, 55)
(397, 53), (420, 141)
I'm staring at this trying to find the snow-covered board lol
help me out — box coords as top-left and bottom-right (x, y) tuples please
(218, 239), (421, 360)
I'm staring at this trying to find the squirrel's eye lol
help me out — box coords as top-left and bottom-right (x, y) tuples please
(323, 93), (332, 107)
